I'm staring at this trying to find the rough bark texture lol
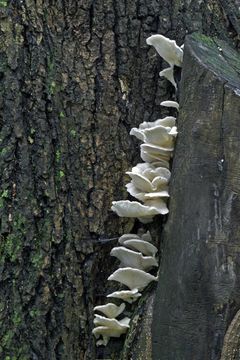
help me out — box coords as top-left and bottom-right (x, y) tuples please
(0, 1), (165, 359)
(152, 33), (240, 360)
(1, 0), (240, 359)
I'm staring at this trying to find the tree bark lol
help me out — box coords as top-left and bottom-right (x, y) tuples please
(152, 33), (240, 360)
(1, 0), (240, 359)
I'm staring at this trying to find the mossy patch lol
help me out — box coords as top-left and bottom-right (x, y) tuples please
(0, 0), (7, 7)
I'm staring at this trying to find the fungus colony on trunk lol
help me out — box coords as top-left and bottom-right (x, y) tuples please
(93, 34), (183, 347)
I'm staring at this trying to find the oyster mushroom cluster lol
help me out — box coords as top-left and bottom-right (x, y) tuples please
(93, 34), (184, 347)
(92, 231), (158, 346)
(112, 34), (183, 223)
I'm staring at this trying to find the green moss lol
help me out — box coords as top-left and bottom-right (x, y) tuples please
(190, 33), (240, 86)
(4, 234), (22, 262)
(13, 214), (26, 231)
(193, 33), (215, 47)
(70, 129), (77, 137)
(0, 0), (7, 7)
(0, 148), (7, 156)
(49, 81), (56, 95)
(59, 170), (65, 179)
(2, 189), (8, 198)
(29, 309), (40, 318)
(2, 331), (14, 348)
(0, 189), (9, 208)
(12, 311), (22, 326)
(59, 111), (65, 118)
(31, 251), (44, 268)
(56, 149), (61, 163)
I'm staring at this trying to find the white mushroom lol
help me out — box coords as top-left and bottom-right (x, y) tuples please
(159, 66), (177, 89)
(123, 239), (158, 256)
(92, 317), (130, 346)
(110, 246), (158, 271)
(94, 315), (130, 328)
(111, 199), (169, 220)
(131, 125), (176, 150)
(146, 34), (183, 67)
(107, 288), (142, 304)
(131, 116), (176, 135)
(118, 233), (140, 244)
(126, 172), (156, 193)
(140, 143), (173, 162)
(108, 267), (158, 291)
(140, 150), (170, 166)
(129, 163), (171, 182)
(143, 125), (176, 148)
(160, 100), (179, 110)
(94, 303), (125, 318)
(126, 182), (169, 202)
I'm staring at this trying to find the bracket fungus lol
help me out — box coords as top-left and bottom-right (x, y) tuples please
(111, 199), (169, 223)
(110, 246), (158, 271)
(146, 34), (183, 67)
(107, 288), (142, 304)
(118, 233), (141, 244)
(93, 317), (131, 346)
(159, 66), (177, 88)
(108, 267), (158, 291)
(94, 302), (125, 318)
(94, 33), (183, 348)
(160, 100), (179, 110)
(122, 239), (158, 257)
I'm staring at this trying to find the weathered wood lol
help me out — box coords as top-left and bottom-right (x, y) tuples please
(152, 33), (240, 359)
(220, 309), (240, 360)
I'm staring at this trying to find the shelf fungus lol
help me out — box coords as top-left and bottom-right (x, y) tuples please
(110, 246), (158, 271)
(94, 33), (183, 348)
(94, 303), (125, 318)
(122, 239), (158, 257)
(111, 199), (169, 223)
(92, 316), (131, 346)
(146, 34), (183, 67)
(108, 267), (158, 291)
(160, 100), (179, 110)
(159, 66), (177, 88)
(107, 288), (142, 304)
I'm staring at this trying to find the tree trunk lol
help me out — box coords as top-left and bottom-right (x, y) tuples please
(1, 0), (240, 359)
(152, 33), (240, 360)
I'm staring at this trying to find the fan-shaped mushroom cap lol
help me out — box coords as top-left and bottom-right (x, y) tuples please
(110, 246), (158, 271)
(143, 125), (176, 148)
(107, 288), (142, 304)
(129, 127), (145, 141)
(139, 117), (176, 131)
(108, 267), (158, 290)
(125, 172), (154, 193)
(131, 125), (176, 149)
(94, 303), (125, 318)
(159, 67), (177, 88)
(123, 239), (158, 256)
(141, 151), (170, 167)
(118, 233), (140, 244)
(126, 182), (169, 202)
(169, 126), (178, 137)
(111, 199), (168, 220)
(129, 163), (171, 183)
(160, 100), (179, 110)
(93, 317), (130, 346)
(141, 143), (173, 160)
(94, 315), (130, 328)
(146, 34), (183, 67)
